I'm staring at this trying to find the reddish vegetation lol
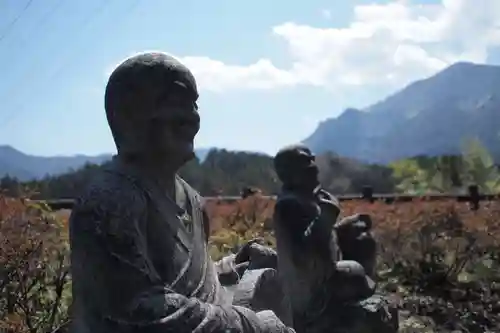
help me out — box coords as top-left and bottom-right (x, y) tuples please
(205, 195), (500, 236)
(0, 196), (71, 333)
(2, 194), (500, 331)
(206, 196), (500, 331)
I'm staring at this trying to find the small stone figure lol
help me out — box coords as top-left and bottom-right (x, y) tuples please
(69, 52), (295, 333)
(273, 144), (398, 333)
(335, 213), (377, 278)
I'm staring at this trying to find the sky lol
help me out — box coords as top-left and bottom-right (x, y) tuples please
(1, 0), (500, 157)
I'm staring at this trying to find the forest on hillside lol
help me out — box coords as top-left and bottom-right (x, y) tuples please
(0, 138), (499, 199)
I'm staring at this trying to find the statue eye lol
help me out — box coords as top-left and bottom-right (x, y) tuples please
(296, 155), (311, 165)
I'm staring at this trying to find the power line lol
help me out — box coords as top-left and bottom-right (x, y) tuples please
(41, 0), (120, 82)
(0, 0), (65, 129)
(1, 0), (139, 129)
(0, 0), (113, 128)
(0, 0), (35, 43)
(0, 0), (65, 102)
(47, 0), (140, 84)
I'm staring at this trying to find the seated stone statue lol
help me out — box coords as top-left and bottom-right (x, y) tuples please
(272, 144), (398, 333)
(69, 52), (295, 333)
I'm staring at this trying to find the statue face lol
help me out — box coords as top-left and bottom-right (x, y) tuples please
(138, 81), (200, 164)
(277, 145), (319, 190)
(290, 147), (319, 188)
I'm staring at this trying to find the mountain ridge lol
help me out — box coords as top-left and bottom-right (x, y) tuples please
(0, 146), (216, 180)
(303, 61), (500, 163)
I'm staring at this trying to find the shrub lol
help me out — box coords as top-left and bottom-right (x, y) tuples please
(208, 197), (500, 331)
(207, 195), (275, 260)
(0, 195), (71, 333)
(357, 200), (500, 332)
(3, 193), (500, 332)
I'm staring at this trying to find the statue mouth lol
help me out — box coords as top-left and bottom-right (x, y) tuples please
(174, 125), (198, 143)
(170, 114), (200, 139)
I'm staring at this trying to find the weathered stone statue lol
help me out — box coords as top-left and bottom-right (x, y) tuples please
(69, 52), (295, 333)
(272, 144), (399, 333)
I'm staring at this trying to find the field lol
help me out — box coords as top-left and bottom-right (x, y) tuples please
(2, 194), (500, 332)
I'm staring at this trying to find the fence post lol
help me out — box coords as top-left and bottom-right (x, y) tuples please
(468, 184), (480, 211)
(361, 185), (374, 203)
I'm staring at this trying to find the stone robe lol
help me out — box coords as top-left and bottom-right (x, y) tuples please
(273, 188), (343, 322)
(273, 188), (398, 333)
(69, 158), (294, 333)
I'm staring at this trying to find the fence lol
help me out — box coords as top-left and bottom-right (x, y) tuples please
(36, 184), (498, 211)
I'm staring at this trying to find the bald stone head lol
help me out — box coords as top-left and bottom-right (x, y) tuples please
(274, 144), (319, 191)
(104, 52), (200, 167)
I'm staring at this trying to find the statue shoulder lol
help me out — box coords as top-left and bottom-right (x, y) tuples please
(274, 193), (310, 218)
(318, 188), (340, 206)
(71, 169), (148, 221)
(275, 192), (300, 207)
(176, 175), (203, 206)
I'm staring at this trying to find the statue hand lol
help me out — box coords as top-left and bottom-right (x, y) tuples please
(234, 238), (263, 264)
(334, 214), (377, 276)
(218, 261), (249, 286)
(235, 238), (278, 271)
(335, 213), (372, 231)
(305, 260), (376, 326)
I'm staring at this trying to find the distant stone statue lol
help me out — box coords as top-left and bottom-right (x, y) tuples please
(241, 186), (261, 199)
(273, 144), (398, 333)
(69, 52), (295, 333)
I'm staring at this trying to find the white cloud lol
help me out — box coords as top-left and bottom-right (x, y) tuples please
(179, 57), (299, 92)
(107, 0), (500, 93)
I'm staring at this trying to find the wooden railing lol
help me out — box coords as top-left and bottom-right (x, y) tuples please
(36, 185), (498, 211)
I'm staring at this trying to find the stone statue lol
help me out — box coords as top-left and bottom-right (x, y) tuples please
(69, 52), (295, 333)
(272, 144), (399, 333)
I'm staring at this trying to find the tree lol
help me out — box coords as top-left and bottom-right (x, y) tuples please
(391, 138), (500, 194)
(460, 138), (500, 192)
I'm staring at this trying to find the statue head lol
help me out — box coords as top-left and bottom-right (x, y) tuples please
(274, 144), (319, 192)
(104, 52), (200, 169)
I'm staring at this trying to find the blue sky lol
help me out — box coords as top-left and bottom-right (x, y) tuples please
(1, 0), (500, 157)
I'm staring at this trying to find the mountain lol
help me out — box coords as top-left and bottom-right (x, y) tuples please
(303, 62), (500, 164)
(0, 146), (229, 180)
(0, 146), (113, 180)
